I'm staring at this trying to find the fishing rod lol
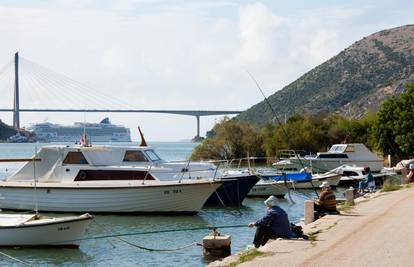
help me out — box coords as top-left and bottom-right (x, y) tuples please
(246, 70), (319, 198)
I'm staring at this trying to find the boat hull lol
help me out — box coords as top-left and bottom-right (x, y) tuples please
(205, 175), (260, 206)
(0, 181), (221, 214)
(0, 214), (92, 247)
(287, 173), (342, 189)
(247, 180), (288, 197)
(290, 159), (384, 173)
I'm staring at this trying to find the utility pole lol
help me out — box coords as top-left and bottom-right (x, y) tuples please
(13, 52), (20, 129)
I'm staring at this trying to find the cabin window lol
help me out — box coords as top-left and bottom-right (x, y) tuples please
(145, 150), (161, 161)
(319, 154), (348, 159)
(345, 146), (355, 152)
(123, 151), (148, 162)
(63, 152), (89, 164)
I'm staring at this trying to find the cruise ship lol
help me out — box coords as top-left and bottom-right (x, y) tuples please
(30, 118), (131, 142)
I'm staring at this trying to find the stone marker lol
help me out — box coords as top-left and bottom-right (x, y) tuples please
(203, 231), (231, 257)
(345, 187), (354, 205)
(304, 200), (314, 225)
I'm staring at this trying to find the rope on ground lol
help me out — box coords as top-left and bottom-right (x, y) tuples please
(0, 251), (34, 267)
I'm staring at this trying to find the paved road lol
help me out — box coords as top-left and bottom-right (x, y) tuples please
(240, 187), (414, 267)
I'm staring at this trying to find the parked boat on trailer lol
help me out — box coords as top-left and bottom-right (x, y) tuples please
(0, 145), (222, 214)
(0, 213), (93, 247)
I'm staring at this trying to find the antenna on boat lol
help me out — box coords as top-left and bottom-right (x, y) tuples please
(33, 146), (39, 216)
(138, 126), (148, 146)
(245, 70), (319, 198)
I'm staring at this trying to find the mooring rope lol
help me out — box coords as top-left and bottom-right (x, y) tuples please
(62, 223), (248, 248)
(0, 251), (34, 267)
(91, 220), (205, 252)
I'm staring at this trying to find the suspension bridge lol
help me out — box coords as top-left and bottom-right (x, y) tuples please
(0, 52), (242, 139)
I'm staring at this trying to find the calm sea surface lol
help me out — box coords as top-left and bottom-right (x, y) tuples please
(0, 142), (316, 267)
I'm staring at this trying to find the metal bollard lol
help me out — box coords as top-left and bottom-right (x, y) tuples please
(345, 187), (354, 205)
(304, 200), (314, 225)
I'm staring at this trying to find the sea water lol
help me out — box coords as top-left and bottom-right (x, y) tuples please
(0, 142), (315, 267)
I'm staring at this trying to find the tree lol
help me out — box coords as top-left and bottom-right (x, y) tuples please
(372, 84), (414, 159)
(191, 118), (264, 160)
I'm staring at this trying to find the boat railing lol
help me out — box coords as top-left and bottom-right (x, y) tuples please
(277, 150), (308, 159)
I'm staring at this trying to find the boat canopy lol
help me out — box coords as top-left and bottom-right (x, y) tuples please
(270, 172), (312, 182)
(7, 145), (162, 182)
(0, 214), (36, 227)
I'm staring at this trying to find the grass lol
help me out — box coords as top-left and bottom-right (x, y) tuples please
(381, 183), (401, 192)
(227, 249), (270, 267)
(337, 201), (355, 213)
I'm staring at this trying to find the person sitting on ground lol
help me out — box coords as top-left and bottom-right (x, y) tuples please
(314, 181), (337, 214)
(248, 195), (296, 248)
(405, 164), (414, 183)
(358, 166), (375, 193)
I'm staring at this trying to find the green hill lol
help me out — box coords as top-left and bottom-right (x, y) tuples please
(237, 25), (414, 123)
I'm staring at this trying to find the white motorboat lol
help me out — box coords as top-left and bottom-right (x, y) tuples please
(285, 144), (384, 173)
(329, 165), (393, 187)
(260, 171), (341, 189)
(0, 145), (222, 214)
(0, 213), (93, 247)
(247, 179), (288, 198)
(287, 172), (342, 189)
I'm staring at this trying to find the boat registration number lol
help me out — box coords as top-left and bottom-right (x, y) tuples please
(163, 189), (182, 195)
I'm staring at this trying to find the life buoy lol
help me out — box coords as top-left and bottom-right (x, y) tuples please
(79, 171), (87, 180)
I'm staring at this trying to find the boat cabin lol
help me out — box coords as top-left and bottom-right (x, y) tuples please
(317, 144), (382, 161)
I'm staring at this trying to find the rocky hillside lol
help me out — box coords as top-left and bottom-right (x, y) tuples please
(238, 25), (414, 123)
(0, 119), (17, 141)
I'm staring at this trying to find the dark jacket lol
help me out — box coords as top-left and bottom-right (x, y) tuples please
(254, 206), (296, 238)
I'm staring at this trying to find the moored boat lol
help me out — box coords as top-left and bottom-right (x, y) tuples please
(0, 145), (222, 214)
(281, 144), (384, 173)
(247, 179), (288, 198)
(261, 172), (341, 189)
(0, 213), (93, 247)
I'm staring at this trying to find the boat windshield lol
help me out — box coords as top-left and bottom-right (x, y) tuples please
(123, 150), (149, 162)
(145, 150), (162, 161)
(328, 145), (346, 153)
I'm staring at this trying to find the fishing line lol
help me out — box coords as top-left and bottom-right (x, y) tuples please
(245, 70), (319, 198)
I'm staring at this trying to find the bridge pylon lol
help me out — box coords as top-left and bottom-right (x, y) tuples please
(13, 52), (20, 129)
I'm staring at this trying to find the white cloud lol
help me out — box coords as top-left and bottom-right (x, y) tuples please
(0, 1), (411, 140)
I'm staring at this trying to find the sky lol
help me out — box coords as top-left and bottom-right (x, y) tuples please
(0, 0), (412, 141)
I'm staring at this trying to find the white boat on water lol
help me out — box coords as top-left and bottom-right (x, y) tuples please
(247, 179), (288, 197)
(0, 213), (93, 247)
(274, 144), (384, 173)
(0, 145), (222, 214)
(329, 165), (394, 187)
(259, 171), (341, 189)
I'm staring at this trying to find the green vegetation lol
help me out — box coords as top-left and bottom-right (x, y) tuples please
(192, 84), (414, 162)
(227, 249), (270, 267)
(338, 202), (355, 213)
(381, 183), (402, 192)
(191, 117), (264, 160)
(191, 113), (375, 160)
(372, 84), (414, 160)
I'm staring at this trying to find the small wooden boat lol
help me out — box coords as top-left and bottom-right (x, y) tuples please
(0, 213), (93, 247)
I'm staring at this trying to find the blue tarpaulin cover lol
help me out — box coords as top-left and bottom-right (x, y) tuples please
(268, 172), (312, 182)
